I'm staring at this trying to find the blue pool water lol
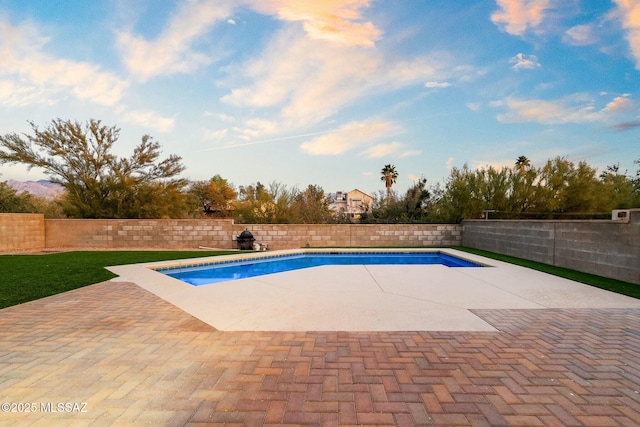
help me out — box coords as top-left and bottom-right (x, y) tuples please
(159, 252), (482, 286)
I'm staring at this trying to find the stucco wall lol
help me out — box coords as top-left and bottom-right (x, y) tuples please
(462, 214), (640, 285)
(0, 213), (45, 252)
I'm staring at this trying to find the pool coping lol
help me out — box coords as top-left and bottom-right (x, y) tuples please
(148, 247), (488, 270)
(153, 248), (487, 275)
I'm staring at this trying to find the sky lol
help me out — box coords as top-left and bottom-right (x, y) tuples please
(1, 0), (639, 196)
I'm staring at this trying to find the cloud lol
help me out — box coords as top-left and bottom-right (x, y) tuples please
(613, 0), (640, 69)
(0, 79), (48, 107)
(116, 0), (233, 81)
(221, 27), (369, 123)
(118, 0), (383, 84)
(491, 0), (551, 36)
(400, 149), (422, 158)
(221, 26), (455, 129)
(362, 142), (403, 158)
(0, 20), (128, 106)
(120, 109), (175, 132)
(233, 118), (278, 140)
(425, 81), (451, 88)
(603, 95), (633, 112)
(509, 53), (541, 70)
(612, 119), (640, 131)
(496, 96), (597, 124)
(203, 128), (228, 140)
(204, 111), (237, 123)
(563, 24), (596, 46)
(220, 29), (317, 110)
(446, 157), (455, 170)
(300, 120), (394, 155)
(245, 0), (382, 47)
(495, 94), (637, 124)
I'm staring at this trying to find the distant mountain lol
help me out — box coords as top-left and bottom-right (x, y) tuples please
(5, 179), (64, 200)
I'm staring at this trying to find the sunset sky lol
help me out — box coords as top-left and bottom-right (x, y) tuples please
(1, 0), (639, 195)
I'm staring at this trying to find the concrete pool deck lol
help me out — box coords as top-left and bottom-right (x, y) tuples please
(2, 248), (640, 425)
(107, 248), (640, 332)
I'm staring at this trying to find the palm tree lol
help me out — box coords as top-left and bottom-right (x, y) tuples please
(380, 164), (398, 202)
(515, 156), (531, 173)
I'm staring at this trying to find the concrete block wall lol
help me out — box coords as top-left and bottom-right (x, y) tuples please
(462, 218), (640, 285)
(349, 224), (461, 247)
(0, 213), (45, 252)
(232, 224), (462, 250)
(43, 220), (462, 250)
(461, 221), (555, 264)
(45, 219), (235, 249)
(233, 224), (350, 249)
(553, 221), (639, 285)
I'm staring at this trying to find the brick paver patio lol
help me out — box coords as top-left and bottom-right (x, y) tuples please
(1, 280), (639, 426)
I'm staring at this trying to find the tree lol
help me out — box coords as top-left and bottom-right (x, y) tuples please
(430, 156), (632, 220)
(515, 155), (531, 173)
(380, 164), (398, 202)
(360, 178), (431, 224)
(535, 157), (601, 213)
(234, 181), (295, 223)
(189, 175), (237, 217)
(0, 180), (65, 217)
(402, 178), (431, 222)
(477, 166), (510, 212)
(508, 164), (539, 213)
(0, 181), (38, 213)
(634, 158), (640, 193)
(437, 164), (484, 222)
(291, 184), (334, 223)
(0, 119), (187, 218)
(599, 164), (640, 209)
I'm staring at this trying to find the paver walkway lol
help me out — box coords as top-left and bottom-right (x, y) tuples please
(1, 280), (640, 426)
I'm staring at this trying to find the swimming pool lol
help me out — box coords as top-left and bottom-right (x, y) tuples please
(159, 252), (482, 286)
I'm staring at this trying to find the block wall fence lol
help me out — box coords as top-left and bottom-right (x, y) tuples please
(1, 214), (638, 285)
(0, 213), (45, 252)
(462, 212), (640, 285)
(15, 218), (462, 250)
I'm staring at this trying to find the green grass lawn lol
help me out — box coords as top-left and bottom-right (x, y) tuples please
(0, 250), (236, 309)
(0, 247), (637, 310)
(453, 246), (640, 299)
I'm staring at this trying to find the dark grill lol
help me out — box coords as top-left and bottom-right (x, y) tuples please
(236, 229), (255, 250)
